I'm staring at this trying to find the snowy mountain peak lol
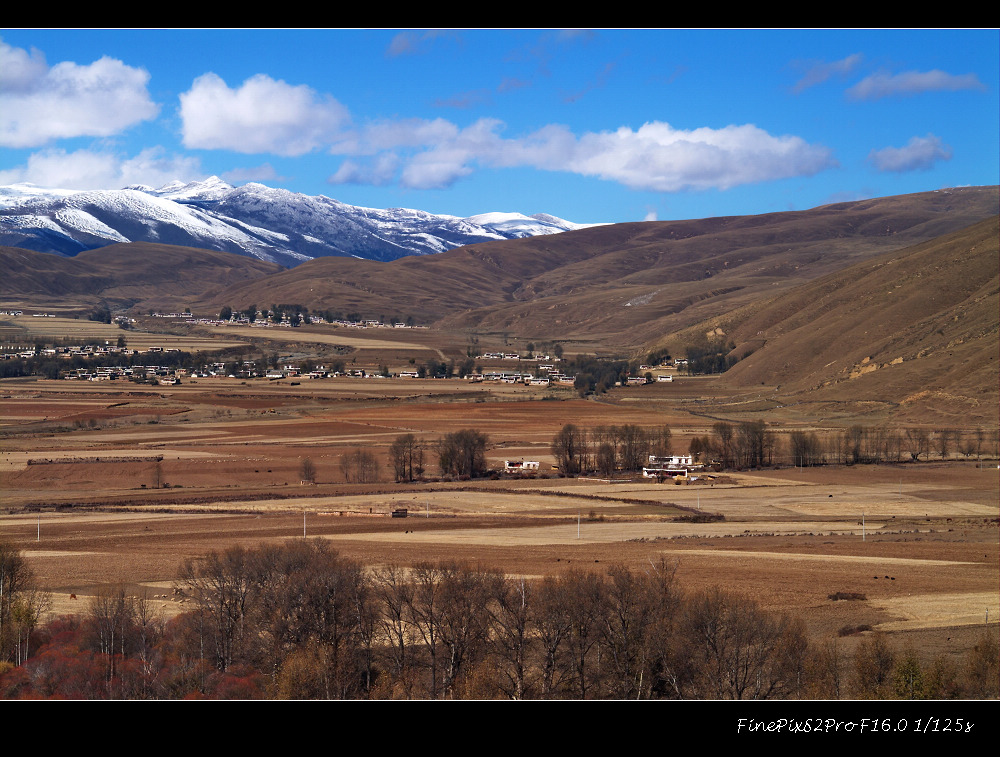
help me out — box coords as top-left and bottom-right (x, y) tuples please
(0, 178), (592, 266)
(150, 176), (235, 201)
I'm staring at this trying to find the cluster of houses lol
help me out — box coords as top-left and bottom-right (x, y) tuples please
(152, 311), (426, 331)
(467, 366), (576, 387)
(64, 365), (182, 384)
(3, 343), (168, 362)
(478, 352), (556, 362)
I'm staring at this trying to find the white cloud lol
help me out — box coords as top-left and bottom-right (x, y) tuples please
(0, 147), (203, 190)
(792, 53), (863, 93)
(170, 67), (834, 194)
(330, 154), (400, 186)
(558, 122), (836, 192)
(353, 118), (460, 154)
(0, 40), (48, 92)
(386, 30), (455, 58)
(400, 147), (475, 190)
(0, 40), (159, 148)
(329, 117), (836, 192)
(868, 134), (952, 173)
(848, 69), (985, 100)
(332, 118), (500, 190)
(179, 73), (350, 156)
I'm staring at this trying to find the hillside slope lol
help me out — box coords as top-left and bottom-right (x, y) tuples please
(202, 186), (999, 345)
(675, 216), (998, 424)
(0, 243), (282, 310)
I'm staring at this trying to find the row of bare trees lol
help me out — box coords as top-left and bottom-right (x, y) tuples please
(171, 543), (818, 699)
(301, 429), (490, 486)
(311, 423), (995, 488)
(784, 426), (998, 468)
(689, 421), (776, 469)
(686, 424), (998, 470)
(2, 539), (997, 699)
(551, 423), (673, 476)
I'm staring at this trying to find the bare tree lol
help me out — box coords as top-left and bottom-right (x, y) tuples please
(86, 583), (157, 690)
(807, 639), (844, 699)
(550, 423), (585, 475)
(852, 631), (896, 698)
(650, 425), (673, 458)
(406, 563), (445, 698)
(713, 422), (735, 468)
(488, 575), (534, 700)
(300, 457), (316, 484)
(789, 431), (822, 467)
(562, 570), (606, 699)
(936, 429), (953, 460)
(435, 562), (500, 697)
(735, 421), (767, 468)
(437, 429), (489, 478)
(0, 541), (49, 665)
(534, 575), (573, 698)
(904, 428), (930, 461)
(963, 629), (1000, 698)
(596, 441), (617, 479)
(679, 586), (802, 700)
(340, 448), (379, 483)
(617, 424), (648, 472)
(846, 425), (865, 464)
(388, 434), (424, 483)
(958, 431), (978, 459)
(601, 563), (655, 699)
(254, 541), (370, 699)
(179, 546), (257, 671)
(372, 564), (416, 697)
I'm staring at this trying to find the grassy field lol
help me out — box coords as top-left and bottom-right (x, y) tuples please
(1, 372), (996, 670)
(4, 314), (245, 351)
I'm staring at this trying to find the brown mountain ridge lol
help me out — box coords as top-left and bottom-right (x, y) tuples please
(196, 185), (999, 346)
(666, 216), (999, 424)
(1, 186), (996, 424)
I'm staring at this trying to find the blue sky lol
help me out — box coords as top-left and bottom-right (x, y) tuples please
(1, 29), (996, 224)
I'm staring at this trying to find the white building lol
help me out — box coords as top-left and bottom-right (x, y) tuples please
(504, 460), (540, 472)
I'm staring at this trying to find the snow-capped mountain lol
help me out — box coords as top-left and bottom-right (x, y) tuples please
(0, 178), (590, 267)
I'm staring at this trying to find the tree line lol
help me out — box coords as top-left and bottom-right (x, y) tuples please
(777, 425), (997, 467)
(339, 421), (997, 488)
(2, 540), (995, 700)
(388, 430), (488, 482)
(551, 423), (674, 476)
(686, 423), (997, 470)
(308, 429), (490, 486)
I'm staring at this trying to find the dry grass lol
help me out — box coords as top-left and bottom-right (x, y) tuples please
(1, 370), (996, 659)
(7, 314), (243, 351)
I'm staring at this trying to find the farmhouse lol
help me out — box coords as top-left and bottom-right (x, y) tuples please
(504, 460), (540, 473)
(642, 453), (696, 479)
